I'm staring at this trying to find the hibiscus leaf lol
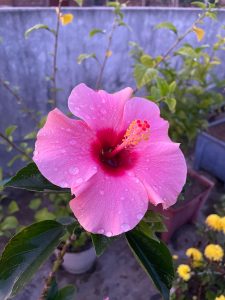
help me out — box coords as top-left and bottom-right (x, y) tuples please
(126, 228), (174, 300)
(0, 220), (66, 300)
(91, 234), (118, 256)
(3, 163), (69, 192)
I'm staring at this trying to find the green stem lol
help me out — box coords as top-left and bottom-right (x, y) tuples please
(0, 131), (31, 161)
(39, 233), (76, 300)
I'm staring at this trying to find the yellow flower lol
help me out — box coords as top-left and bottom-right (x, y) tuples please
(177, 264), (191, 281)
(192, 25), (205, 42)
(173, 254), (178, 260)
(186, 248), (203, 267)
(60, 13), (74, 26)
(205, 214), (223, 231)
(204, 244), (224, 261)
(215, 296), (225, 300)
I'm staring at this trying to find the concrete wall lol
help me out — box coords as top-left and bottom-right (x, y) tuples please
(0, 7), (225, 170)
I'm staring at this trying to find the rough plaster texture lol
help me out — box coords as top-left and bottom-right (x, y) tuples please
(0, 7), (225, 171)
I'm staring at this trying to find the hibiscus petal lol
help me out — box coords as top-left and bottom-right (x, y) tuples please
(133, 142), (187, 209)
(70, 170), (148, 236)
(68, 83), (133, 132)
(122, 97), (170, 143)
(33, 108), (98, 189)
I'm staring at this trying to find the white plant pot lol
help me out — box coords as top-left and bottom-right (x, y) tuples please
(57, 246), (96, 274)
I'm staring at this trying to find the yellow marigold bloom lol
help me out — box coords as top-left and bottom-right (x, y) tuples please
(215, 295), (225, 300)
(186, 248), (203, 267)
(204, 244), (224, 261)
(205, 214), (223, 231)
(177, 264), (191, 281)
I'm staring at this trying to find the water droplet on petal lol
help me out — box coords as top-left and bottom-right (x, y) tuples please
(99, 190), (105, 196)
(135, 178), (140, 183)
(125, 188), (128, 192)
(60, 149), (66, 153)
(106, 231), (112, 237)
(120, 196), (125, 200)
(121, 223), (130, 231)
(98, 229), (104, 234)
(137, 213), (143, 220)
(69, 167), (79, 175)
(101, 98), (106, 104)
(76, 178), (83, 184)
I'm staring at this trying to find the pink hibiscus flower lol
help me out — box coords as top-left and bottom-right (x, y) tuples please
(33, 83), (187, 237)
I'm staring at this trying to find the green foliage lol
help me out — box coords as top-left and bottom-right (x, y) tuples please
(91, 233), (117, 256)
(155, 22), (178, 35)
(131, 14), (225, 152)
(126, 228), (174, 300)
(89, 28), (105, 38)
(25, 24), (56, 38)
(46, 278), (76, 300)
(77, 53), (97, 64)
(0, 220), (66, 300)
(7, 201), (19, 214)
(3, 162), (68, 192)
(73, 0), (83, 6)
(35, 208), (56, 221)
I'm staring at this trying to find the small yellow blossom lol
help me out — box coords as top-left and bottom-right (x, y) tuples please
(173, 255), (178, 260)
(205, 214), (223, 231)
(215, 295), (225, 300)
(186, 248), (203, 267)
(192, 25), (205, 42)
(106, 50), (112, 58)
(177, 264), (191, 281)
(204, 244), (224, 261)
(60, 14), (74, 26)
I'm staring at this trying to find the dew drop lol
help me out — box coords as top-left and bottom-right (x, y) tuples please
(69, 167), (79, 175)
(146, 159), (150, 162)
(99, 190), (105, 196)
(60, 149), (66, 153)
(101, 99), (106, 104)
(106, 231), (112, 237)
(76, 178), (83, 184)
(137, 213), (143, 220)
(120, 196), (125, 200)
(125, 188), (128, 192)
(121, 223), (130, 231)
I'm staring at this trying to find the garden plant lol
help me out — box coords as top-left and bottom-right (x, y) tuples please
(0, 1), (224, 300)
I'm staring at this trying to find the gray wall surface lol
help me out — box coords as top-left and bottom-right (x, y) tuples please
(0, 7), (225, 171)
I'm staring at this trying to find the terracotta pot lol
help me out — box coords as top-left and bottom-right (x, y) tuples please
(153, 169), (214, 242)
(56, 246), (96, 274)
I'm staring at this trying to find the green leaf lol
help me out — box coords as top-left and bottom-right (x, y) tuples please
(126, 229), (174, 300)
(0, 220), (66, 299)
(89, 28), (105, 38)
(169, 81), (177, 93)
(55, 285), (76, 300)
(77, 53), (96, 64)
(8, 201), (19, 214)
(5, 126), (17, 137)
(91, 234), (116, 256)
(191, 1), (206, 9)
(73, 0), (83, 6)
(140, 54), (155, 68)
(156, 77), (169, 97)
(4, 163), (68, 192)
(29, 198), (41, 210)
(134, 64), (158, 88)
(165, 97), (176, 112)
(155, 22), (178, 35)
(35, 208), (55, 222)
(0, 216), (18, 231)
(25, 24), (56, 38)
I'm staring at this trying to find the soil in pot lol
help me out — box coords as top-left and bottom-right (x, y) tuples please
(207, 122), (225, 142)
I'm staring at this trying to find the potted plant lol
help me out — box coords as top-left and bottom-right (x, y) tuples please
(153, 169), (214, 242)
(194, 118), (225, 183)
(57, 230), (96, 274)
